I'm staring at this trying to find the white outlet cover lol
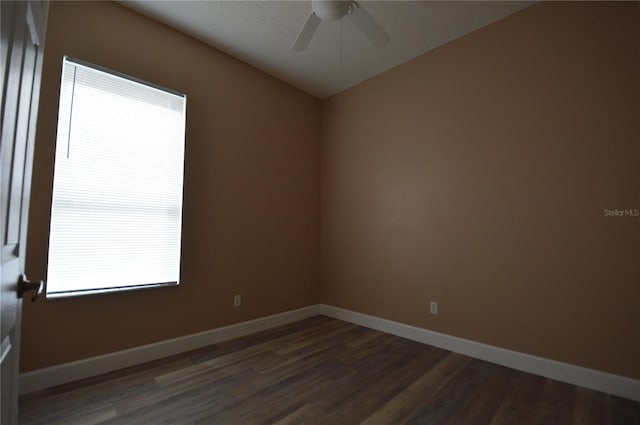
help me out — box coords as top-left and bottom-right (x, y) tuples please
(430, 301), (438, 315)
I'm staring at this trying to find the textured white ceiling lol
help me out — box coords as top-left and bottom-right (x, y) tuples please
(120, 1), (534, 99)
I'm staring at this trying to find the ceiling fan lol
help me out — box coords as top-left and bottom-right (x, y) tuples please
(292, 0), (390, 51)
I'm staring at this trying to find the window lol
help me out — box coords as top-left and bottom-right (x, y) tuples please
(46, 57), (186, 297)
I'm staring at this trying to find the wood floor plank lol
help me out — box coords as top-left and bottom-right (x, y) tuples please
(18, 359), (174, 419)
(103, 378), (235, 425)
(115, 367), (237, 416)
(488, 370), (547, 425)
(403, 359), (505, 425)
(18, 316), (640, 425)
(572, 386), (612, 425)
(227, 347), (345, 400)
(271, 321), (357, 355)
(360, 352), (472, 425)
(154, 346), (268, 386)
(337, 332), (400, 364)
(342, 328), (386, 348)
(50, 406), (118, 425)
(610, 395), (640, 425)
(271, 403), (328, 425)
(445, 363), (513, 425)
(324, 346), (445, 424)
(531, 379), (576, 425)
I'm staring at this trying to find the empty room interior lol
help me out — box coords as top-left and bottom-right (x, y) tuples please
(10, 0), (640, 424)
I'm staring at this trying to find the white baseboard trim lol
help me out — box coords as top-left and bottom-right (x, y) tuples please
(319, 304), (640, 402)
(19, 304), (321, 395)
(20, 303), (639, 402)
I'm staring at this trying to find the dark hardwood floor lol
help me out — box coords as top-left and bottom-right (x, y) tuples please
(19, 316), (640, 425)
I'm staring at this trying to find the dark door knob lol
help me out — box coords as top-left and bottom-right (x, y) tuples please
(17, 274), (44, 302)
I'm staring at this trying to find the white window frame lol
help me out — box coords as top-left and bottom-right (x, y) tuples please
(45, 56), (186, 298)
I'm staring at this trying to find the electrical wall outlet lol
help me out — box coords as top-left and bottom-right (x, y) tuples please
(430, 301), (438, 315)
(233, 295), (241, 307)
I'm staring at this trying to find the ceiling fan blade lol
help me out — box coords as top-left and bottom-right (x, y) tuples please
(292, 12), (321, 51)
(347, 3), (390, 48)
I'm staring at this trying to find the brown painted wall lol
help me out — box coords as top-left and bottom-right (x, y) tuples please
(321, 2), (640, 379)
(22, 1), (321, 372)
(22, 1), (640, 381)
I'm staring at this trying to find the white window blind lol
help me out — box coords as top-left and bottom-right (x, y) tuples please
(46, 57), (186, 297)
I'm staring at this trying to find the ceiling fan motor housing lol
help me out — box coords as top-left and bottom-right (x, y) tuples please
(292, 0), (387, 52)
(312, 0), (350, 21)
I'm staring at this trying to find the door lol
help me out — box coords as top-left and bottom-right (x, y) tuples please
(1, 1), (48, 423)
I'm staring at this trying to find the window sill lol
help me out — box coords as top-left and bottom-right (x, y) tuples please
(45, 281), (179, 299)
